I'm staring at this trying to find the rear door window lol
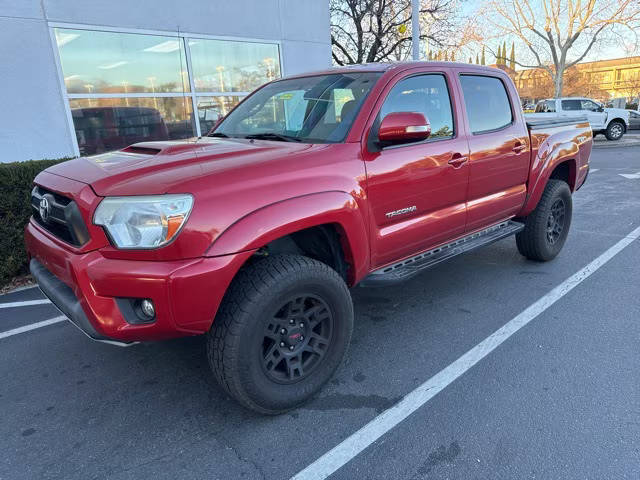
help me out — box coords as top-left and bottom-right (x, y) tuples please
(561, 99), (582, 111)
(460, 75), (513, 134)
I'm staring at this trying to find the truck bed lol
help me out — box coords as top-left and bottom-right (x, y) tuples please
(525, 114), (589, 130)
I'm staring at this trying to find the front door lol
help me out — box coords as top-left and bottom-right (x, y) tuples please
(363, 72), (470, 267)
(561, 98), (607, 129)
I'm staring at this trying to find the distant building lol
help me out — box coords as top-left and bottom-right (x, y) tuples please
(512, 56), (640, 104)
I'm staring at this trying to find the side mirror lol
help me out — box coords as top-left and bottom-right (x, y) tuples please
(597, 106), (605, 112)
(378, 112), (431, 144)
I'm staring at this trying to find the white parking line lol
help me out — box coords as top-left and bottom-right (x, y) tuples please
(0, 316), (66, 340)
(0, 299), (51, 309)
(619, 171), (640, 179)
(291, 225), (640, 480)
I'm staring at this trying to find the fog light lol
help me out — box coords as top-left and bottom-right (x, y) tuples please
(140, 299), (155, 318)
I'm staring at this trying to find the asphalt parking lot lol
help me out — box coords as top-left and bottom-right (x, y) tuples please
(1, 146), (639, 480)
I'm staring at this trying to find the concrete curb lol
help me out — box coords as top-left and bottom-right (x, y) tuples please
(593, 139), (640, 149)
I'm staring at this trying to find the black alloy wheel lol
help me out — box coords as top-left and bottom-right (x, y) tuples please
(546, 198), (566, 245)
(261, 295), (334, 384)
(207, 254), (353, 414)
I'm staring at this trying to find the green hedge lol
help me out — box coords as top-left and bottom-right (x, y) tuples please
(0, 159), (69, 287)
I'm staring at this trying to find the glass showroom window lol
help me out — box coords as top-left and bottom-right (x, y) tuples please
(54, 27), (281, 155)
(188, 38), (280, 134)
(55, 28), (194, 155)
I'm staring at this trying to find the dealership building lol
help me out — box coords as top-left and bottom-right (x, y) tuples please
(1, 1), (331, 162)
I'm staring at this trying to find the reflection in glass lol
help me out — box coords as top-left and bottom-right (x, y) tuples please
(460, 75), (513, 134)
(189, 39), (280, 93)
(197, 96), (243, 134)
(213, 73), (381, 143)
(55, 28), (188, 94)
(69, 97), (195, 155)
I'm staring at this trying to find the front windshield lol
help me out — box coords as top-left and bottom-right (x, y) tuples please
(210, 72), (382, 143)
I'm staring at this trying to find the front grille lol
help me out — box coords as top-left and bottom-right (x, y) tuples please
(31, 186), (90, 246)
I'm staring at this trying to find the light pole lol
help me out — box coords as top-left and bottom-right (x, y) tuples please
(411, 0), (420, 61)
(122, 81), (129, 106)
(216, 66), (227, 114)
(264, 57), (274, 81)
(84, 84), (94, 107)
(147, 77), (158, 109)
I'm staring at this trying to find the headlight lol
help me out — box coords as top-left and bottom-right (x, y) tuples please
(94, 194), (194, 249)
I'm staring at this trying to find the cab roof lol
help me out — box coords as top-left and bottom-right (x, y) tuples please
(285, 61), (508, 79)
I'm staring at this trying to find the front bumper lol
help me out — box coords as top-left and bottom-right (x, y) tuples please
(25, 220), (253, 343)
(30, 258), (132, 346)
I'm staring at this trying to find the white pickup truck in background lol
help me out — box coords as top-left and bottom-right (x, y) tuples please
(526, 97), (630, 141)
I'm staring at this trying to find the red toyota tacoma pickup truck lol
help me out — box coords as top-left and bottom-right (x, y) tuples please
(25, 62), (591, 413)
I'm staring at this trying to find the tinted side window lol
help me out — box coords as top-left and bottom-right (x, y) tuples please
(460, 75), (513, 134)
(380, 74), (454, 140)
(561, 99), (582, 111)
(535, 100), (556, 113)
(581, 100), (600, 111)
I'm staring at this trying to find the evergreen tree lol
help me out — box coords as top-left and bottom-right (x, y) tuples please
(496, 45), (501, 64)
(468, 56), (473, 63)
(509, 42), (515, 70)
(475, 53), (479, 64)
(481, 46), (486, 65)
(450, 51), (455, 62)
(503, 41), (507, 64)
(428, 51), (433, 60)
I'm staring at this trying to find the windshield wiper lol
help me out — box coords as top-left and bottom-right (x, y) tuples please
(207, 132), (229, 138)
(243, 133), (302, 142)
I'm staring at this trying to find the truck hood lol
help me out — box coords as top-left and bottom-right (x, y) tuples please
(45, 138), (318, 196)
(604, 108), (630, 122)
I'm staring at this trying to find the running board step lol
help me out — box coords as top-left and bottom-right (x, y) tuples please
(360, 220), (524, 287)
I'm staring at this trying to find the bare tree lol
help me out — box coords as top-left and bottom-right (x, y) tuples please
(480, 0), (640, 97)
(617, 70), (640, 101)
(330, 0), (467, 65)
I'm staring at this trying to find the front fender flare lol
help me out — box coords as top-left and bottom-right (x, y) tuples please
(205, 191), (370, 284)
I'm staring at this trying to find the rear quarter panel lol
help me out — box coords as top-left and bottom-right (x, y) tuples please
(519, 121), (592, 217)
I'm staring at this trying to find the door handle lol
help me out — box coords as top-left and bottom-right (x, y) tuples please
(513, 142), (526, 153)
(448, 153), (468, 168)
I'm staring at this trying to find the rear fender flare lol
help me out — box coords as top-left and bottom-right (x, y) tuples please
(519, 142), (577, 217)
(205, 191), (370, 285)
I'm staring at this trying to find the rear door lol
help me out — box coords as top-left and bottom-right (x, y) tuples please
(363, 70), (470, 267)
(459, 74), (531, 232)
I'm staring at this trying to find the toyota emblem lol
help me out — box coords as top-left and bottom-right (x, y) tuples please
(39, 196), (51, 223)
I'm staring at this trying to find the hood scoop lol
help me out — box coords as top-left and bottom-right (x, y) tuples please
(121, 145), (162, 155)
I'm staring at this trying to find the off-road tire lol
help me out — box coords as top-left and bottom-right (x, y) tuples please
(516, 179), (572, 262)
(605, 120), (625, 141)
(207, 254), (353, 414)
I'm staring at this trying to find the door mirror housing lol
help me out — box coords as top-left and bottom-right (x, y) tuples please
(378, 112), (431, 145)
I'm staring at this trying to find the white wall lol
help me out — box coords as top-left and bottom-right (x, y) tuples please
(0, 0), (330, 162)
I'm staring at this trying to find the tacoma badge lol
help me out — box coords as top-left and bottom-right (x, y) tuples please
(386, 206), (417, 218)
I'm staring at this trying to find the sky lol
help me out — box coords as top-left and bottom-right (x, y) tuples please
(455, 0), (639, 69)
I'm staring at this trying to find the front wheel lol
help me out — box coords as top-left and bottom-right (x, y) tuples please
(516, 179), (572, 262)
(605, 121), (625, 141)
(207, 254), (353, 414)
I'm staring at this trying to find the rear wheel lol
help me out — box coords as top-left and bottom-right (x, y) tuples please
(516, 179), (572, 262)
(207, 254), (353, 414)
(605, 121), (624, 141)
